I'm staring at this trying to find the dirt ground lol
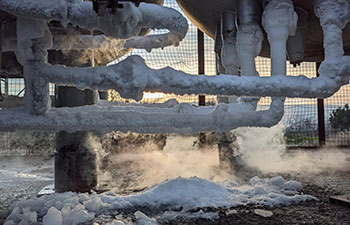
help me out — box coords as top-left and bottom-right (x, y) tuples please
(166, 171), (350, 225)
(0, 152), (349, 225)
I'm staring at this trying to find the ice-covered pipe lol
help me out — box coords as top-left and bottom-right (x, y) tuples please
(236, 0), (264, 108)
(287, 7), (308, 66)
(237, 0), (263, 77)
(313, 0), (350, 87)
(35, 54), (349, 101)
(262, 0), (298, 76)
(220, 10), (239, 75)
(0, 98), (284, 133)
(0, 0), (188, 51)
(314, 0), (349, 60)
(16, 18), (52, 114)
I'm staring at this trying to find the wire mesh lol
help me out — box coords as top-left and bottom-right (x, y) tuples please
(324, 85), (350, 146)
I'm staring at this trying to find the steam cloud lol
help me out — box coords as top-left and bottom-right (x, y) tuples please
(99, 125), (350, 193)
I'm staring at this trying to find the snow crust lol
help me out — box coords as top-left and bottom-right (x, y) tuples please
(5, 176), (316, 225)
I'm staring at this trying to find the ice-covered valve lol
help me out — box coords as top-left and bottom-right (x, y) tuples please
(221, 10), (240, 75)
(236, 0), (264, 108)
(236, 0), (263, 77)
(262, 0), (298, 76)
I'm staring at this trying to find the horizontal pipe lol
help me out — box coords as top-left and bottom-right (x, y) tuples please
(37, 54), (349, 101)
(0, 99), (284, 133)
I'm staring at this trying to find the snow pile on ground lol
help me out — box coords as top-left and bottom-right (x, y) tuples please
(5, 176), (316, 224)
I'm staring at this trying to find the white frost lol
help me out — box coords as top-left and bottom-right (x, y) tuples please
(43, 207), (62, 225)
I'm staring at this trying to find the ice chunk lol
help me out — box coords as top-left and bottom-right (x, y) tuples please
(106, 220), (126, 225)
(84, 197), (103, 212)
(134, 211), (158, 225)
(43, 207), (62, 225)
(62, 204), (95, 225)
(268, 176), (285, 189)
(4, 220), (16, 225)
(5, 176), (317, 224)
(284, 180), (302, 192)
(254, 209), (273, 218)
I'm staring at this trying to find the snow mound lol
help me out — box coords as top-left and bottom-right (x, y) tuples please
(5, 176), (316, 224)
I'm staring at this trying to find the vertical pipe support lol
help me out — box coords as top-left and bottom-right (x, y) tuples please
(236, 0), (264, 108)
(54, 49), (100, 193)
(314, 0), (349, 61)
(287, 7), (308, 67)
(236, 0), (263, 77)
(16, 18), (52, 114)
(215, 22), (230, 104)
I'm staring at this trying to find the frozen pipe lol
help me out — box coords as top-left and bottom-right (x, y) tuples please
(215, 22), (231, 104)
(0, 0), (188, 51)
(314, 0), (349, 61)
(236, 0), (264, 108)
(287, 7), (308, 66)
(220, 10), (240, 75)
(220, 11), (239, 103)
(236, 0), (263, 77)
(16, 18), (52, 114)
(262, 0), (298, 76)
(36, 54), (349, 101)
(0, 98), (284, 133)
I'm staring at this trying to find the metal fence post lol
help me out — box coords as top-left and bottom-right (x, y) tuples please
(197, 29), (206, 145)
(316, 62), (326, 146)
(197, 29), (205, 106)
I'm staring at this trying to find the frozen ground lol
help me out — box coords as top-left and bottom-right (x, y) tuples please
(0, 156), (53, 224)
(0, 147), (349, 225)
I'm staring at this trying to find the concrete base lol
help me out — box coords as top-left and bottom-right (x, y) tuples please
(55, 131), (99, 193)
(55, 85), (100, 193)
(217, 131), (241, 172)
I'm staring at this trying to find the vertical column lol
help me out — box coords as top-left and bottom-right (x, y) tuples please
(52, 50), (100, 193)
(16, 18), (52, 115)
(316, 62), (326, 146)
